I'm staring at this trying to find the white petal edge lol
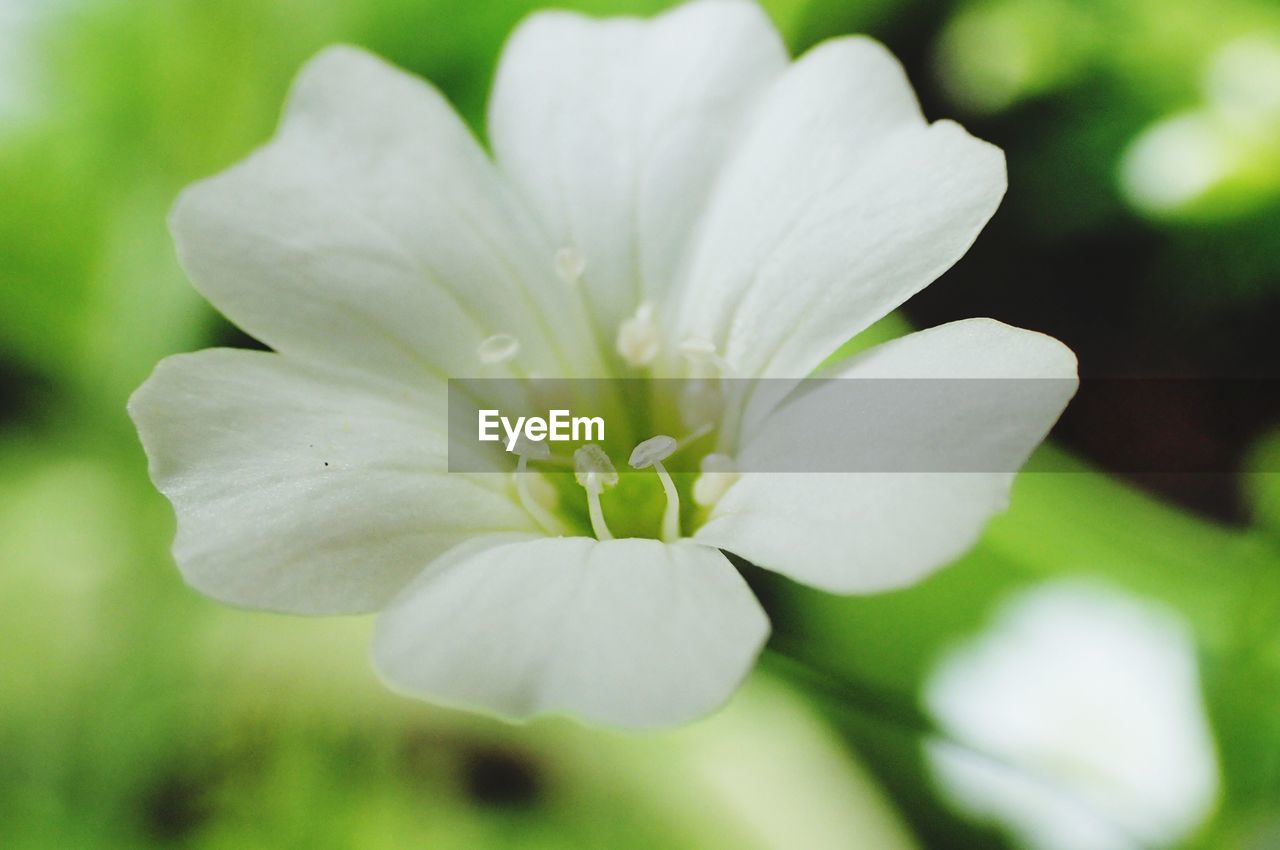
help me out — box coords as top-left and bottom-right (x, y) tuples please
(695, 319), (1077, 594)
(925, 740), (1139, 850)
(488, 0), (788, 341)
(171, 45), (604, 388)
(128, 349), (536, 615)
(673, 37), (1006, 380)
(924, 581), (1220, 850)
(372, 535), (770, 728)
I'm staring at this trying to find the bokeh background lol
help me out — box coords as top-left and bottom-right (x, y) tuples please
(2, 0), (1279, 847)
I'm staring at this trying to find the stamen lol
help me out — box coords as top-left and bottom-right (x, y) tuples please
(674, 421), (715, 447)
(555, 246), (586, 286)
(510, 434), (550, 462)
(508, 437), (563, 535)
(681, 338), (744, 454)
(679, 336), (734, 377)
(478, 333), (520, 365)
(617, 301), (660, 368)
(679, 378), (724, 431)
(629, 434), (677, 468)
(628, 435), (681, 541)
(679, 337), (716, 358)
(574, 444), (618, 540)
(692, 453), (738, 508)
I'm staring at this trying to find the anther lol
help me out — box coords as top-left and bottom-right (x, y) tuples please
(628, 435), (682, 541)
(679, 336), (734, 377)
(574, 444), (618, 540)
(629, 434), (676, 468)
(679, 378), (724, 431)
(478, 333), (520, 365)
(679, 337), (716, 359)
(617, 302), (661, 368)
(509, 437), (562, 535)
(555, 247), (586, 286)
(692, 453), (738, 507)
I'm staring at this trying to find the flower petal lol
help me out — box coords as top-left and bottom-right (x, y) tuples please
(674, 37), (1006, 379)
(372, 536), (770, 728)
(171, 46), (604, 387)
(128, 349), (536, 615)
(488, 0), (788, 341)
(924, 582), (1220, 850)
(695, 320), (1077, 593)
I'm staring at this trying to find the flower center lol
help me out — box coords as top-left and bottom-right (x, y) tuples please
(493, 274), (743, 541)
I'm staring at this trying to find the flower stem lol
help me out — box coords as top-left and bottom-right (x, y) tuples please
(761, 636), (938, 739)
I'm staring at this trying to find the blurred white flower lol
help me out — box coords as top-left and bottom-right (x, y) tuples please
(1120, 34), (1280, 217)
(129, 0), (1076, 727)
(0, 0), (54, 126)
(1120, 113), (1238, 214)
(924, 581), (1220, 850)
(1205, 35), (1280, 133)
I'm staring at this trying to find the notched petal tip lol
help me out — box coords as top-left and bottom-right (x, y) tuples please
(126, 349), (226, 452)
(947, 317), (1080, 385)
(801, 33), (912, 79)
(284, 42), (401, 107)
(928, 118), (1008, 190)
(495, 0), (786, 100)
(787, 34), (926, 126)
(505, 0), (779, 38)
(166, 42), (394, 234)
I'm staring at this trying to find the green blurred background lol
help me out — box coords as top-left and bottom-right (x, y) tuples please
(2, 0), (1279, 847)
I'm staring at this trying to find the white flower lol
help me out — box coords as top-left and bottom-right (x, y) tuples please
(129, 0), (1077, 728)
(924, 581), (1221, 850)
